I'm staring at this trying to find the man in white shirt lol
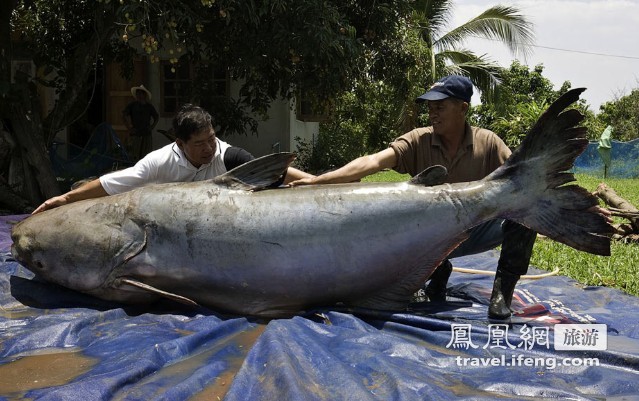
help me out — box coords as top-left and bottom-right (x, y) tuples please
(33, 104), (312, 214)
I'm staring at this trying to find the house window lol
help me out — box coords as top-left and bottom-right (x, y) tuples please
(161, 62), (192, 116)
(195, 64), (229, 112)
(160, 61), (229, 116)
(296, 88), (329, 122)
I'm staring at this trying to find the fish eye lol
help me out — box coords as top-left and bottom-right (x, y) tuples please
(33, 260), (44, 270)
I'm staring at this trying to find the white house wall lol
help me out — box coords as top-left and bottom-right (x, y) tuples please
(145, 63), (319, 158)
(222, 84), (318, 158)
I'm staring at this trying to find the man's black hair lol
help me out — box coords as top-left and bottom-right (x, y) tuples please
(172, 104), (213, 142)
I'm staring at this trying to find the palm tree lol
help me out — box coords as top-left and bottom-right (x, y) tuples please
(305, 1), (535, 171)
(398, 0), (534, 130)
(413, 0), (534, 99)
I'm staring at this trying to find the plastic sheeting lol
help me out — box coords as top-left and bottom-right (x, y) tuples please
(1, 214), (639, 400)
(573, 138), (639, 178)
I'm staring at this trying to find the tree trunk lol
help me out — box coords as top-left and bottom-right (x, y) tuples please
(0, 1), (11, 84)
(0, 1), (60, 207)
(595, 183), (639, 232)
(1, 6), (119, 208)
(42, 9), (117, 139)
(8, 85), (62, 204)
(0, 178), (33, 214)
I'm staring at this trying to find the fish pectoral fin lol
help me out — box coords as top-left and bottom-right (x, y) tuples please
(409, 165), (448, 186)
(213, 152), (296, 190)
(116, 278), (199, 307)
(111, 219), (150, 269)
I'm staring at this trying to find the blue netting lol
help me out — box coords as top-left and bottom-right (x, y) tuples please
(49, 123), (133, 189)
(573, 138), (639, 178)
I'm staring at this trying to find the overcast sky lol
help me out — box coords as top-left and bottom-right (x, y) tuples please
(450, 0), (639, 112)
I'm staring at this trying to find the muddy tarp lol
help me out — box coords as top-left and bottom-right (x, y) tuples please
(1, 215), (638, 400)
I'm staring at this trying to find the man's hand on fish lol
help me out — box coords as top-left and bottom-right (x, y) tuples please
(32, 195), (69, 214)
(590, 205), (613, 223)
(32, 179), (109, 215)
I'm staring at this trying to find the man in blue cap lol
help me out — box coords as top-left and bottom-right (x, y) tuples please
(291, 75), (536, 319)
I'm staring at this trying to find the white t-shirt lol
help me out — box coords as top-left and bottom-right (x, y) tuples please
(100, 138), (232, 195)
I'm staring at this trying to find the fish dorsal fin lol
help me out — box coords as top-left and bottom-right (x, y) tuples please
(213, 152), (296, 190)
(116, 277), (199, 307)
(409, 165), (448, 186)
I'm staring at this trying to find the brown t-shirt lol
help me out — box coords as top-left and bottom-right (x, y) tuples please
(390, 124), (511, 183)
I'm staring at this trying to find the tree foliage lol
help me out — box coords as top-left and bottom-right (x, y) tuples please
(597, 89), (639, 142)
(469, 61), (573, 147)
(3, 0), (635, 210)
(299, 1), (535, 172)
(412, 0), (534, 101)
(9, 0), (414, 138)
(469, 61), (639, 146)
(2, 0), (415, 207)
(296, 79), (399, 173)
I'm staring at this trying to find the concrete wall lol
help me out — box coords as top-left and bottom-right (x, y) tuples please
(223, 97), (318, 157)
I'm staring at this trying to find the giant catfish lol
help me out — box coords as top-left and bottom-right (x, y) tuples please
(11, 88), (613, 317)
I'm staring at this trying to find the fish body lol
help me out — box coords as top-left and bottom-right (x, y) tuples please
(11, 89), (612, 317)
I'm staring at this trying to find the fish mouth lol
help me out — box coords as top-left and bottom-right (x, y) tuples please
(10, 241), (45, 272)
(10, 243), (21, 263)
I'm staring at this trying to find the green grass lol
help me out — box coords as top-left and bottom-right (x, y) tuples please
(364, 170), (639, 297)
(362, 170), (410, 183)
(532, 174), (639, 297)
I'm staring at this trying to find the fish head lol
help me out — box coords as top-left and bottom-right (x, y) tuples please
(10, 204), (132, 292)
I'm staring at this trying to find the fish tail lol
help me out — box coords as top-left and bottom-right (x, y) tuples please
(488, 88), (613, 256)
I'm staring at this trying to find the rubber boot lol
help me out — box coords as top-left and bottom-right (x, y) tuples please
(488, 221), (537, 319)
(488, 269), (520, 319)
(424, 259), (453, 302)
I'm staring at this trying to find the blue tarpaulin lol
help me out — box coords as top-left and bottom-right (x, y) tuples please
(1, 215), (639, 400)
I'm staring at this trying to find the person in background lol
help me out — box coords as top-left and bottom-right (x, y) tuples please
(34, 104), (313, 214)
(290, 75), (537, 319)
(123, 84), (159, 161)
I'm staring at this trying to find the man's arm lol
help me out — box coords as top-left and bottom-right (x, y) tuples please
(150, 105), (159, 131)
(283, 167), (314, 185)
(290, 147), (398, 185)
(32, 179), (109, 214)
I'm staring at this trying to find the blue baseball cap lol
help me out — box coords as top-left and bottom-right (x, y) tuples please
(415, 75), (473, 103)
